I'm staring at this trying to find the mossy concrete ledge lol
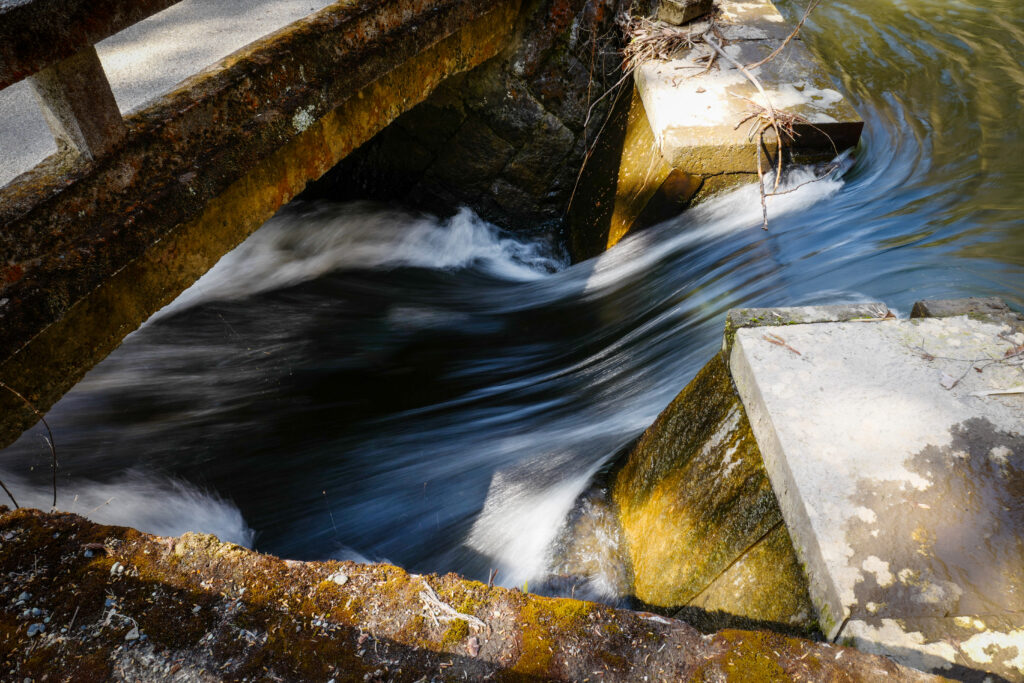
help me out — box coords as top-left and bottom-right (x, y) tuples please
(728, 298), (1024, 681)
(0, 507), (946, 681)
(0, 0), (522, 450)
(567, 0), (864, 259)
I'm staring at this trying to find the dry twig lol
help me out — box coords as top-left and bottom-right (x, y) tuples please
(744, 0), (821, 70)
(418, 578), (488, 632)
(763, 333), (802, 356)
(0, 381), (60, 509)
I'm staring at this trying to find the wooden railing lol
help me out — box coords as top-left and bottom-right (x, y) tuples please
(0, 0), (183, 158)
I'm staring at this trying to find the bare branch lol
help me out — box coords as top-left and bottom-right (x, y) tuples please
(0, 381), (58, 509)
(744, 0), (821, 71)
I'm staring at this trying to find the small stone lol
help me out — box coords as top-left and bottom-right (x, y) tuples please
(44, 617), (50, 624)
(467, 636), (480, 657)
(30, 607), (41, 617)
(84, 549), (94, 558)
(26, 623), (44, 637)
(327, 571), (349, 586)
(657, 0), (713, 25)
(110, 562), (122, 575)
(192, 605), (202, 613)
(125, 625), (140, 641)
(16, 591), (30, 603)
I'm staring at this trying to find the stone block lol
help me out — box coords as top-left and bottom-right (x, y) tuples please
(28, 45), (125, 160)
(722, 302), (890, 354)
(612, 352), (813, 628)
(730, 311), (1024, 679)
(635, 0), (863, 175)
(911, 296), (1024, 332)
(684, 523), (815, 631)
(657, 0), (713, 26)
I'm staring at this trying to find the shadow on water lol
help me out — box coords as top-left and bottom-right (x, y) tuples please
(1, 0), (1023, 609)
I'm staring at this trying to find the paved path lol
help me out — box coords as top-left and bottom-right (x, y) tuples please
(0, 0), (334, 187)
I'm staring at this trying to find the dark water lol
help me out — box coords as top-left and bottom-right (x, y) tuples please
(2, 0), (1023, 598)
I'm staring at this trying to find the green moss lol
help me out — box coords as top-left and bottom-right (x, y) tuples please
(514, 595), (596, 676)
(709, 630), (790, 681)
(441, 618), (470, 648)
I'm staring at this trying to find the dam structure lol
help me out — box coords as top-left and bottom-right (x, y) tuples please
(4, 0), (1018, 680)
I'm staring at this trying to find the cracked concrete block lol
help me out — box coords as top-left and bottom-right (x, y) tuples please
(729, 309), (1024, 680)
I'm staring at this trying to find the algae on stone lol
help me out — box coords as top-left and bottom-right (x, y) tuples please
(0, 507), (939, 681)
(612, 352), (815, 630)
(686, 523), (815, 631)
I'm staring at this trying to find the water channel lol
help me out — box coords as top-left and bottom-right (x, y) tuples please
(2, 0), (1022, 601)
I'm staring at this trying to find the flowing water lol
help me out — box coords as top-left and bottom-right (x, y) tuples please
(2, 0), (1022, 601)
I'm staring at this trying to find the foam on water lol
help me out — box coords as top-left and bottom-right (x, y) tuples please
(155, 204), (565, 320)
(0, 468), (254, 547)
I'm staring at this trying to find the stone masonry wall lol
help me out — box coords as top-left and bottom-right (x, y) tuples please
(305, 0), (646, 235)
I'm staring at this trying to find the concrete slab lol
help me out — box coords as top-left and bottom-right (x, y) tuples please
(729, 304), (1024, 680)
(0, 0), (335, 187)
(634, 0), (862, 173)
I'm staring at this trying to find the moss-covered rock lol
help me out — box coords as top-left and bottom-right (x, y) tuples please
(611, 352), (815, 631)
(0, 506), (943, 681)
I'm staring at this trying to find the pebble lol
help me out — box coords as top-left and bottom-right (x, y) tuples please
(84, 549), (94, 558)
(30, 607), (40, 617)
(110, 562), (122, 575)
(327, 572), (349, 586)
(16, 592), (30, 603)
(26, 623), (44, 637)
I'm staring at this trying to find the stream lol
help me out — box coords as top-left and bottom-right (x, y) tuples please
(2, 0), (1022, 602)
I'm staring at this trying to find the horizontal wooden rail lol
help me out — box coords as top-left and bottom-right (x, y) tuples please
(0, 0), (183, 90)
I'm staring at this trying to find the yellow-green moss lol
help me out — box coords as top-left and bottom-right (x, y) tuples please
(441, 618), (470, 648)
(514, 596), (597, 676)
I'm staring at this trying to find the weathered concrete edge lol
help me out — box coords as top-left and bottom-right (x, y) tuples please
(724, 297), (1022, 643)
(911, 296), (1024, 332)
(0, 506), (946, 681)
(722, 302), (890, 356)
(723, 302), (894, 638)
(728, 336), (847, 638)
(0, 0), (521, 448)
